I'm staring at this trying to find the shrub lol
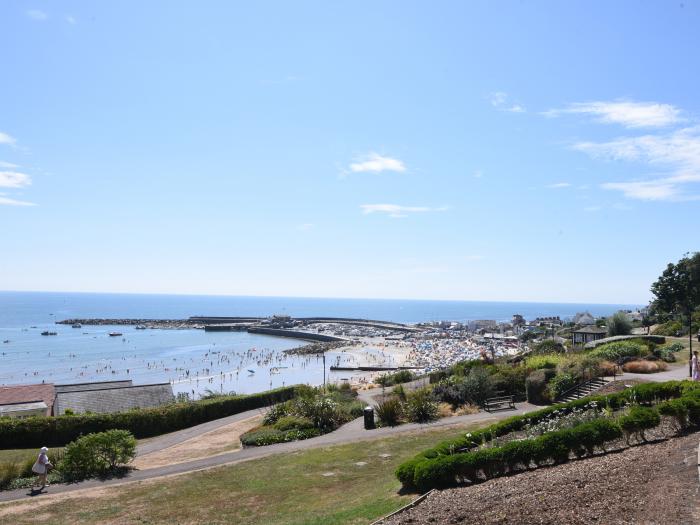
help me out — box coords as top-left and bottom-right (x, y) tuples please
(590, 341), (646, 364)
(0, 385), (299, 448)
(240, 426), (321, 447)
(273, 415), (314, 432)
(525, 355), (562, 370)
(490, 365), (528, 398)
(60, 430), (136, 480)
(618, 406), (661, 444)
(525, 369), (556, 404)
(548, 372), (577, 400)
(461, 367), (495, 406)
(607, 312), (632, 336)
(392, 384), (407, 402)
(533, 340), (566, 354)
(622, 360), (668, 373)
(375, 370), (416, 387)
(657, 399), (689, 430)
(375, 397), (403, 427)
(404, 387), (439, 423)
(0, 462), (20, 490)
(263, 403), (290, 426)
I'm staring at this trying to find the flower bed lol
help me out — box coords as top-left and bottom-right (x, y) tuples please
(396, 380), (700, 491)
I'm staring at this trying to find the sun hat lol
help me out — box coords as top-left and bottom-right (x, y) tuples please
(40, 447), (48, 453)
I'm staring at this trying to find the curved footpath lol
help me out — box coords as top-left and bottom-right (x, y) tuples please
(0, 364), (691, 504)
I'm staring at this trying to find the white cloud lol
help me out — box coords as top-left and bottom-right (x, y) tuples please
(489, 92), (526, 113)
(547, 182), (571, 188)
(548, 100), (681, 128)
(583, 205), (601, 212)
(296, 223), (314, 231)
(0, 195), (35, 206)
(0, 161), (19, 169)
(360, 204), (448, 219)
(26, 9), (48, 21)
(65, 15), (77, 24)
(0, 132), (17, 147)
(349, 153), (406, 174)
(0, 171), (32, 188)
(574, 126), (700, 200)
(473, 170), (484, 178)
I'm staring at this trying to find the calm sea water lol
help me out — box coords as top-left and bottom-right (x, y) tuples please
(0, 291), (639, 396)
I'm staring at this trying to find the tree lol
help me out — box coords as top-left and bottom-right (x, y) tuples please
(607, 311), (632, 336)
(650, 252), (700, 376)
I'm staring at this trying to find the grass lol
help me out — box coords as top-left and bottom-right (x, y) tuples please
(0, 421), (494, 525)
(0, 448), (59, 464)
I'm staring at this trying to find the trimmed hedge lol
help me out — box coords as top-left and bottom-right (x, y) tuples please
(0, 386), (299, 448)
(240, 426), (321, 446)
(407, 418), (625, 491)
(397, 380), (700, 490)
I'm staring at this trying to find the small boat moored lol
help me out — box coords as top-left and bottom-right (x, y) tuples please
(71, 323), (82, 328)
(41, 331), (58, 336)
(108, 332), (123, 337)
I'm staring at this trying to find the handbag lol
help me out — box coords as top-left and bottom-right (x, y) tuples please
(31, 460), (46, 475)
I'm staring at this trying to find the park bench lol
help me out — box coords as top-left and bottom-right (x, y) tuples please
(483, 395), (516, 412)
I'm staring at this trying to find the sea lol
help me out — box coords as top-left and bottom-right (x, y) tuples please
(0, 291), (640, 397)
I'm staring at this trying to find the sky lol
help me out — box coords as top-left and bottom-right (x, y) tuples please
(1, 1), (698, 305)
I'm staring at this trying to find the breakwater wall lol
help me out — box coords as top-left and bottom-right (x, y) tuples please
(247, 327), (347, 342)
(56, 319), (202, 329)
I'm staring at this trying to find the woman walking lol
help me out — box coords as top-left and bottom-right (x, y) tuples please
(31, 446), (52, 490)
(692, 351), (699, 382)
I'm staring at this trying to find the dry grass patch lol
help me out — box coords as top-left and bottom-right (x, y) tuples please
(622, 360), (669, 373)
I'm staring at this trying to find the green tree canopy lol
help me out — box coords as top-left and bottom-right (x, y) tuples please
(650, 252), (700, 320)
(607, 311), (632, 336)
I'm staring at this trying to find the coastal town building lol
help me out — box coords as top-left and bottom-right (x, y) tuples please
(571, 326), (608, 346)
(0, 380), (175, 418)
(0, 383), (55, 418)
(573, 312), (596, 326)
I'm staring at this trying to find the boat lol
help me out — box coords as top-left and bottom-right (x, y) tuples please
(247, 369), (256, 374)
(71, 323), (82, 328)
(41, 331), (57, 336)
(135, 325), (147, 330)
(2, 340), (9, 344)
(108, 332), (123, 337)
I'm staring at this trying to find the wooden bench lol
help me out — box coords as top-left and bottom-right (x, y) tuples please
(483, 395), (516, 412)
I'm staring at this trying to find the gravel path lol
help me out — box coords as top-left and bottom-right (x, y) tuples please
(381, 432), (700, 525)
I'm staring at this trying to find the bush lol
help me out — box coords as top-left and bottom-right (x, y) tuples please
(461, 367), (495, 406)
(263, 403), (290, 426)
(490, 365), (528, 398)
(375, 398), (403, 427)
(618, 406), (661, 444)
(525, 369), (556, 404)
(589, 341), (647, 364)
(0, 385), (299, 448)
(548, 372), (577, 400)
(60, 430), (136, 480)
(657, 399), (689, 430)
(240, 426), (321, 447)
(622, 360), (668, 373)
(532, 340), (566, 354)
(607, 312), (632, 336)
(272, 415), (314, 432)
(0, 462), (20, 490)
(404, 387), (439, 423)
(375, 370), (416, 387)
(525, 355), (562, 370)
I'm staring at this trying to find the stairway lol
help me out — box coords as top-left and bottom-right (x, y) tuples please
(556, 377), (610, 404)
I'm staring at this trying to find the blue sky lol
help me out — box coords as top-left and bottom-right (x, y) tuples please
(1, 1), (698, 304)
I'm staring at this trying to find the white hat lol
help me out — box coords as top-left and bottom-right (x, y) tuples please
(40, 447), (48, 453)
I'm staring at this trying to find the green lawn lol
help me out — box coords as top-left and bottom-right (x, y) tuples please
(1, 420), (494, 525)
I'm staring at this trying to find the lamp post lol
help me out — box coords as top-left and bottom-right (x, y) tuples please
(323, 352), (326, 390)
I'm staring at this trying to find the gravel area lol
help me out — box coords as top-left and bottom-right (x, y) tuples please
(381, 432), (700, 525)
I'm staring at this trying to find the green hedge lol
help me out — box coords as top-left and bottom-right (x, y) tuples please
(397, 380), (700, 490)
(0, 386), (299, 448)
(240, 426), (321, 446)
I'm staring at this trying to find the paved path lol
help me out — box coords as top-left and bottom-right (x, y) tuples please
(0, 364), (692, 505)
